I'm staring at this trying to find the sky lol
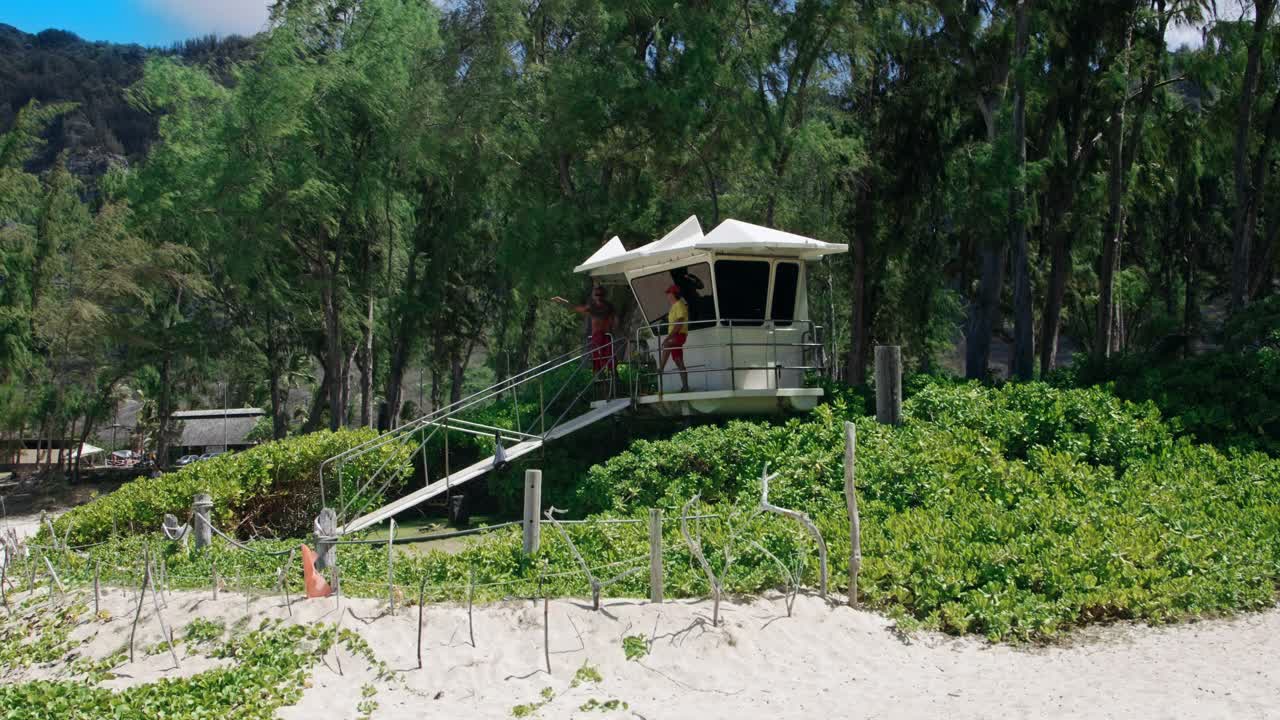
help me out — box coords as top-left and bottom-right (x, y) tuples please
(1, 0), (272, 47)
(0, 1), (1252, 50)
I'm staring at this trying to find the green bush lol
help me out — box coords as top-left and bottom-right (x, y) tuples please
(52, 429), (412, 545)
(1057, 349), (1280, 455)
(573, 381), (1280, 639)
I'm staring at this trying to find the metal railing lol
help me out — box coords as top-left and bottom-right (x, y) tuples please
(319, 335), (629, 526)
(629, 318), (825, 399)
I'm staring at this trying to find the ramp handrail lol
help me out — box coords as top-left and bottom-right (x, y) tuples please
(319, 335), (628, 525)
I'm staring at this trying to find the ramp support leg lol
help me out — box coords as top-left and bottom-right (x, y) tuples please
(315, 508), (337, 572)
(523, 470), (542, 555)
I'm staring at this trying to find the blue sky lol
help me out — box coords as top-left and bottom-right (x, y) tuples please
(3, 1), (1246, 50)
(2, 1), (271, 47)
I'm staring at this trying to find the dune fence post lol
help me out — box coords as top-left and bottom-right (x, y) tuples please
(874, 345), (902, 425)
(93, 560), (100, 615)
(387, 519), (397, 614)
(648, 509), (663, 604)
(193, 493), (212, 550)
(128, 549), (150, 662)
(416, 577), (426, 669)
(467, 565), (476, 648)
(315, 508), (337, 572)
(844, 422), (861, 607)
(523, 470), (542, 555)
(211, 562), (218, 601)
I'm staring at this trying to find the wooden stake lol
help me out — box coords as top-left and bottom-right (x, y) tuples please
(844, 422), (861, 607)
(128, 552), (150, 662)
(279, 548), (295, 617)
(416, 578), (425, 670)
(43, 556), (65, 595)
(93, 561), (100, 615)
(147, 559), (182, 669)
(1, 560), (9, 611)
(211, 562), (219, 601)
(543, 594), (551, 675)
(649, 509), (663, 604)
(523, 470), (542, 555)
(467, 565), (475, 648)
(387, 519), (396, 614)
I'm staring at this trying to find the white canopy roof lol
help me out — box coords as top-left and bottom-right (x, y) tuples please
(573, 216), (847, 277)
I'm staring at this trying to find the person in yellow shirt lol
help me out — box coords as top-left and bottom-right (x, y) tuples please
(660, 284), (691, 394)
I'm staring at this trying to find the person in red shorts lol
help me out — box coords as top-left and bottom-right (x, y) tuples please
(552, 286), (618, 376)
(660, 284), (690, 394)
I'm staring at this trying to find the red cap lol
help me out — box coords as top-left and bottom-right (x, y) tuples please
(665, 284), (681, 297)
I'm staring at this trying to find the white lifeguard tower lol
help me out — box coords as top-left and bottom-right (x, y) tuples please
(577, 215), (847, 415)
(325, 216), (846, 534)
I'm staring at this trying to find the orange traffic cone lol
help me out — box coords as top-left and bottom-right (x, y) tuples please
(300, 544), (333, 598)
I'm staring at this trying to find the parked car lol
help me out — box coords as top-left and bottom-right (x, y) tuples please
(199, 451), (225, 461)
(175, 455), (201, 467)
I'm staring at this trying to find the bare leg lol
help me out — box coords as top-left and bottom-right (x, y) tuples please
(674, 355), (689, 392)
(658, 348), (671, 397)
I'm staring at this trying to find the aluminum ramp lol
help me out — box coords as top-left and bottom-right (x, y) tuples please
(340, 398), (631, 535)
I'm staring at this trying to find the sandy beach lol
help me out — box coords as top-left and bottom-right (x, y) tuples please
(9, 586), (1278, 719)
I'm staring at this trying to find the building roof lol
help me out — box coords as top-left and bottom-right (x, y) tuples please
(574, 216), (848, 277)
(174, 408), (265, 449)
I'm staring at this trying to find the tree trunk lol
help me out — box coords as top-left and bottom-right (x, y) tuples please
(846, 234), (870, 386)
(359, 232), (375, 428)
(320, 263), (344, 431)
(156, 354), (173, 467)
(1229, 0), (1277, 315)
(1039, 228), (1071, 375)
(300, 350), (329, 434)
(844, 182), (873, 386)
(449, 348), (466, 405)
(966, 243), (1006, 380)
(513, 298), (539, 374)
(1009, 0), (1033, 381)
(383, 251), (422, 425)
(359, 292), (374, 429)
(1095, 104), (1125, 360)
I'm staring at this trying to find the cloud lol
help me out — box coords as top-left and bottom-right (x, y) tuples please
(138, 0), (271, 38)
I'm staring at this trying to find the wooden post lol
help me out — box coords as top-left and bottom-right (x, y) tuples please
(315, 508), (337, 572)
(1, 560), (8, 611)
(93, 561), (100, 615)
(416, 578), (425, 670)
(874, 346), (902, 425)
(844, 422), (861, 607)
(278, 548), (295, 617)
(211, 562), (218, 600)
(193, 493), (213, 550)
(648, 509), (663, 604)
(467, 565), (475, 648)
(522, 470), (542, 555)
(387, 520), (397, 614)
(128, 551), (149, 662)
(543, 594), (551, 675)
(146, 559), (181, 669)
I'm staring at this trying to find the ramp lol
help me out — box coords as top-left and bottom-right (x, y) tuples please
(340, 398), (630, 535)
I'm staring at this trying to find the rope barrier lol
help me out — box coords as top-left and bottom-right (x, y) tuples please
(195, 515), (293, 557)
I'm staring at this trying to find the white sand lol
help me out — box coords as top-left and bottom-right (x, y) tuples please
(8, 587), (1279, 719)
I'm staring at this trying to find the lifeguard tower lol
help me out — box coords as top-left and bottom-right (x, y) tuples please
(576, 215), (847, 415)
(323, 217), (846, 535)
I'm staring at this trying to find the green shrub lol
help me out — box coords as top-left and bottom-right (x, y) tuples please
(51, 429), (412, 544)
(1057, 349), (1280, 455)
(573, 381), (1280, 639)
